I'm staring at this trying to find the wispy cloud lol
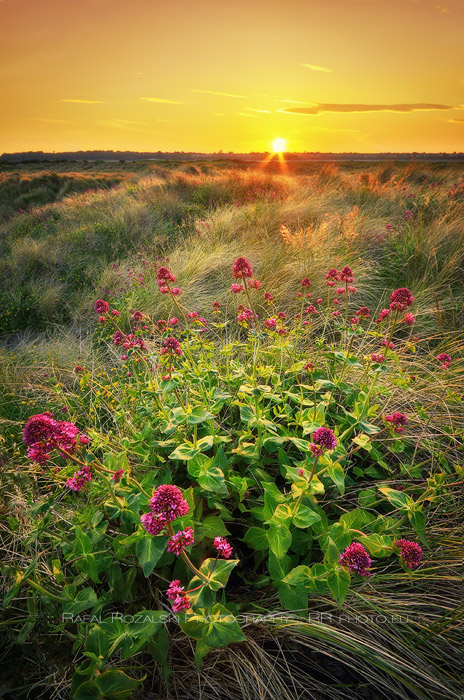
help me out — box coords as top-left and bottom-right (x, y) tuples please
(192, 89), (248, 99)
(436, 5), (451, 14)
(238, 112), (258, 118)
(61, 99), (107, 104)
(280, 103), (458, 115)
(279, 99), (308, 104)
(302, 63), (332, 72)
(246, 108), (271, 114)
(140, 97), (183, 104)
(448, 118), (464, 123)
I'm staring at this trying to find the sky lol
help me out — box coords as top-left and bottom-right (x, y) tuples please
(1, 0), (463, 153)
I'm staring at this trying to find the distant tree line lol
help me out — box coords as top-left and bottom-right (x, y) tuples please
(1, 150), (464, 163)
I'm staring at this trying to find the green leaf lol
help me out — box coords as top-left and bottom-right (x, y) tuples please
(292, 505), (321, 529)
(202, 604), (246, 648)
(378, 487), (413, 511)
(85, 625), (109, 662)
(360, 533), (393, 557)
(95, 669), (144, 699)
(242, 526), (269, 550)
(267, 523), (292, 559)
(408, 510), (427, 544)
(63, 587), (98, 616)
(199, 558), (239, 591)
(327, 462), (345, 495)
(168, 442), (200, 460)
(327, 568), (351, 608)
(195, 640), (212, 670)
(136, 535), (167, 577)
(197, 515), (230, 539)
(277, 581), (308, 617)
(187, 406), (215, 424)
(188, 454), (227, 494)
(323, 537), (339, 567)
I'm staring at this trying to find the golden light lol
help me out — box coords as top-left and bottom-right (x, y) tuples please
(272, 137), (287, 153)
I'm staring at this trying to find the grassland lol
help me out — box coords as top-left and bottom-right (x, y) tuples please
(0, 161), (463, 700)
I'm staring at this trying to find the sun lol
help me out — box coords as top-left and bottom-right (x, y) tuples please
(272, 137), (287, 153)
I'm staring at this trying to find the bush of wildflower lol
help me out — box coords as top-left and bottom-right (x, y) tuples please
(3, 255), (461, 699)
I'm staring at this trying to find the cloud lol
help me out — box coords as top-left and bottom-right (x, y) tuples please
(279, 99), (308, 104)
(192, 89), (248, 99)
(436, 5), (451, 13)
(302, 63), (332, 72)
(246, 108), (271, 113)
(448, 118), (464, 123)
(61, 99), (107, 104)
(280, 103), (458, 115)
(140, 97), (183, 104)
(238, 112), (258, 117)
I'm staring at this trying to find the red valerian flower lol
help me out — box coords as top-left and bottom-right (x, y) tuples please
(149, 484), (189, 521)
(23, 412), (57, 447)
(66, 465), (92, 492)
(74, 365), (85, 373)
(340, 266), (354, 283)
(212, 301), (221, 312)
(140, 511), (168, 535)
(264, 318), (278, 330)
(376, 308), (390, 323)
(304, 362), (314, 372)
(404, 312), (415, 326)
(248, 279), (261, 289)
(263, 292), (274, 302)
(371, 353), (386, 363)
(339, 542), (372, 577)
(310, 427), (337, 456)
(389, 287), (414, 312)
(160, 337), (183, 357)
(395, 539), (423, 569)
(436, 352), (451, 369)
(167, 527), (195, 555)
(357, 307), (370, 319)
(132, 311), (143, 321)
(301, 278), (311, 287)
(111, 468), (124, 483)
(166, 580), (191, 613)
(94, 299), (109, 314)
(213, 536), (233, 559)
(325, 268), (339, 281)
(231, 283), (244, 294)
(384, 412), (408, 433)
(232, 256), (253, 279)
(157, 266), (176, 285)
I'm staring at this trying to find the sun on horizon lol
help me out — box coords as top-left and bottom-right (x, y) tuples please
(272, 138), (287, 153)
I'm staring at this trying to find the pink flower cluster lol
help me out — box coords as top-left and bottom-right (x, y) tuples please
(213, 536), (233, 559)
(23, 413), (87, 466)
(232, 257), (253, 279)
(66, 465), (92, 492)
(157, 266), (181, 295)
(161, 337), (183, 357)
(389, 288), (414, 312)
(310, 427), (337, 456)
(384, 412), (408, 433)
(396, 539), (423, 569)
(437, 352), (451, 369)
(167, 526), (195, 555)
(166, 580), (191, 613)
(141, 484), (190, 537)
(339, 542), (372, 577)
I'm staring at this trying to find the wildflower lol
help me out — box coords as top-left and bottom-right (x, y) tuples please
(381, 340), (395, 349)
(350, 316), (360, 325)
(336, 287), (346, 295)
(133, 311), (143, 321)
(111, 309), (120, 317)
(384, 412), (408, 433)
(171, 287), (181, 296)
(348, 286), (357, 293)
(340, 266), (354, 283)
(74, 365), (85, 373)
(169, 317), (178, 326)
(297, 468), (305, 476)
(310, 427), (337, 456)
(140, 511), (168, 535)
(94, 300), (109, 314)
(265, 318), (278, 331)
(231, 283), (244, 294)
(316, 298), (323, 304)
(149, 484), (189, 521)
(339, 542), (372, 577)
(325, 268), (339, 281)
(332, 310), (341, 317)
(23, 412), (57, 447)
(98, 316), (106, 324)
(232, 256), (253, 279)
(371, 353), (385, 363)
(301, 278), (311, 287)
(304, 362), (314, 372)
(403, 210), (414, 220)
(112, 468), (124, 482)
(167, 527), (195, 555)
(404, 313), (415, 325)
(157, 266), (176, 285)
(376, 308), (390, 323)
(437, 352), (451, 369)
(213, 536), (233, 559)
(66, 465), (92, 492)
(357, 307), (370, 318)
(389, 288), (414, 312)
(264, 292), (273, 302)
(166, 580), (191, 613)
(396, 539), (423, 569)
(277, 311), (287, 320)
(248, 279), (261, 289)
(304, 305), (317, 315)
(79, 434), (90, 445)
(161, 337), (183, 357)
(333, 298), (340, 305)
(157, 319), (167, 331)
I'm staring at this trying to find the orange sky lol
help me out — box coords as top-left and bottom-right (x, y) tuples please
(1, 0), (463, 153)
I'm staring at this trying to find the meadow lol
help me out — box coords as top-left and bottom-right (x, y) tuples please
(0, 160), (463, 700)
